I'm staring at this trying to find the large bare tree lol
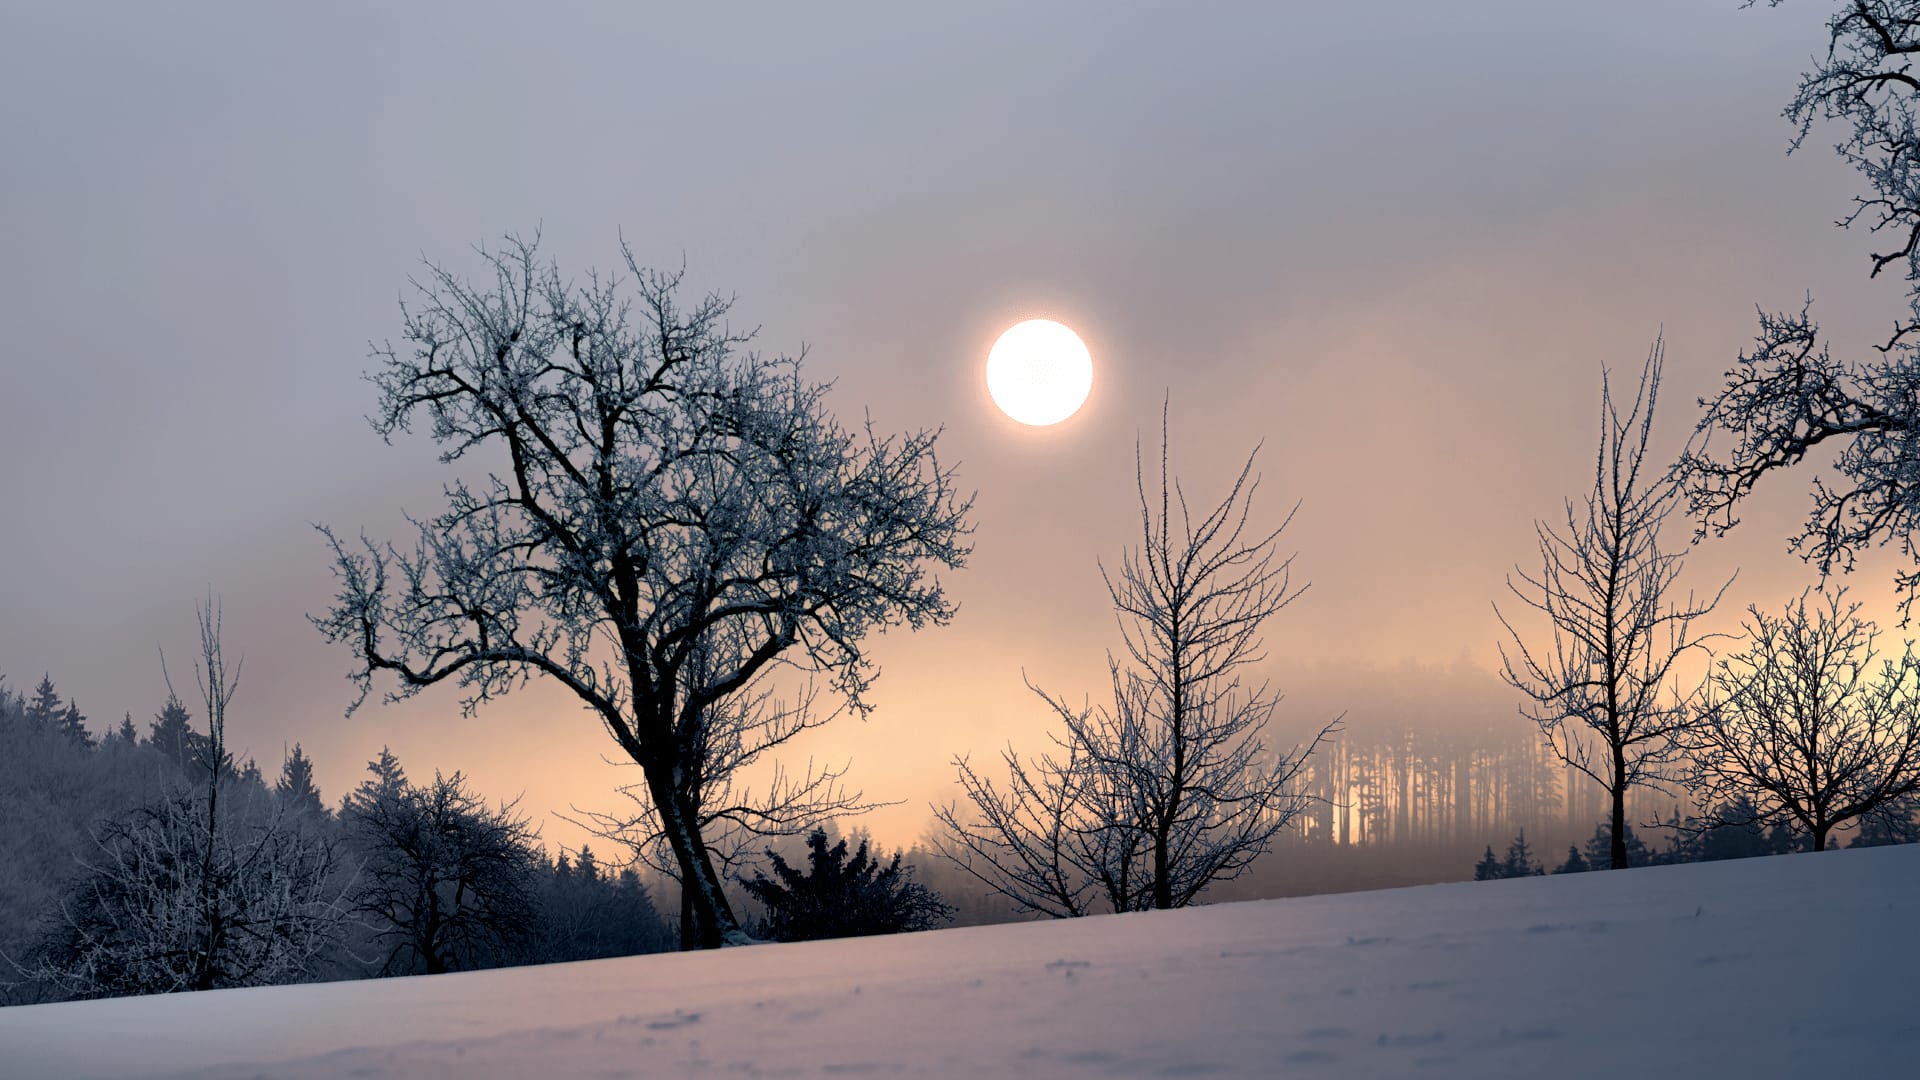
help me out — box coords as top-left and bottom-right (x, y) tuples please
(314, 235), (972, 948)
(936, 410), (1335, 915)
(1497, 342), (1731, 869)
(1683, 2), (1920, 620)
(1687, 589), (1920, 851)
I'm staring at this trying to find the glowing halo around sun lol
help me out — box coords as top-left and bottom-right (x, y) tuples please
(986, 319), (1093, 426)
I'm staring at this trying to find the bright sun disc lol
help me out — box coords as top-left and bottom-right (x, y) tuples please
(986, 319), (1093, 426)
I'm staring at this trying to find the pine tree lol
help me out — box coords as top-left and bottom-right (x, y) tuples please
(341, 746), (407, 816)
(25, 674), (63, 732)
(742, 828), (953, 942)
(148, 696), (195, 770)
(114, 712), (138, 745)
(276, 744), (324, 816)
(1474, 845), (1505, 880)
(1554, 845), (1589, 874)
(1503, 828), (1543, 877)
(55, 702), (93, 748)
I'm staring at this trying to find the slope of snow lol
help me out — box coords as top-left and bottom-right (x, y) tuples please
(2, 845), (1915, 1078)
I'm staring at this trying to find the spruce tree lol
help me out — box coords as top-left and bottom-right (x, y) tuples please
(276, 743), (324, 816)
(1502, 829), (1543, 877)
(56, 702), (93, 748)
(1554, 845), (1589, 874)
(25, 674), (63, 732)
(114, 712), (138, 745)
(1474, 845), (1505, 880)
(342, 746), (407, 816)
(742, 828), (952, 942)
(148, 696), (195, 770)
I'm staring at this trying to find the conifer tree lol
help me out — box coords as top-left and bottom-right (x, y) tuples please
(1554, 845), (1589, 874)
(56, 702), (92, 749)
(25, 674), (62, 732)
(148, 696), (195, 770)
(1473, 845), (1505, 881)
(1502, 829), (1543, 877)
(743, 828), (952, 942)
(276, 744), (324, 817)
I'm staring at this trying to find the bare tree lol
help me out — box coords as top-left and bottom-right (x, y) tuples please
(15, 601), (348, 999)
(313, 235), (972, 948)
(342, 757), (541, 974)
(1497, 342), (1731, 869)
(937, 408), (1335, 914)
(1682, 3), (1920, 620)
(1687, 589), (1920, 851)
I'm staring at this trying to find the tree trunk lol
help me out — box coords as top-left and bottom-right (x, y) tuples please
(1609, 768), (1628, 869)
(645, 761), (741, 949)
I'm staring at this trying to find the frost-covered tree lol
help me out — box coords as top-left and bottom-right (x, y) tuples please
(342, 755), (541, 975)
(1686, 590), (1920, 851)
(937, 410), (1334, 915)
(314, 235), (972, 948)
(1497, 344), (1730, 869)
(21, 788), (344, 999)
(1682, 2), (1920, 621)
(18, 601), (348, 999)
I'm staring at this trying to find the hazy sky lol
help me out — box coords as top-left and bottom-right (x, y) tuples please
(2, 1), (1909, 852)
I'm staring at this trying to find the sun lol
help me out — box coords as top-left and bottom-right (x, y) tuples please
(986, 319), (1093, 426)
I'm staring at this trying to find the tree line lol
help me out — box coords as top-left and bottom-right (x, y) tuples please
(0, 607), (948, 1004)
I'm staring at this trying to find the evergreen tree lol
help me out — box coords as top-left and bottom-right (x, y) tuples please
(1502, 829), (1543, 877)
(1554, 845), (1589, 874)
(1474, 845), (1505, 881)
(342, 746), (407, 816)
(114, 712), (138, 745)
(25, 674), (63, 732)
(531, 847), (672, 963)
(276, 744), (324, 817)
(55, 702), (92, 749)
(1675, 797), (1783, 863)
(147, 696), (195, 770)
(1583, 821), (1650, 869)
(1851, 797), (1920, 847)
(742, 828), (953, 942)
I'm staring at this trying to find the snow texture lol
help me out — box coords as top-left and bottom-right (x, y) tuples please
(2, 844), (1915, 1078)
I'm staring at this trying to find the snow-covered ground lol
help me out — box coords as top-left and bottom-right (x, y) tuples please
(2, 845), (1914, 1078)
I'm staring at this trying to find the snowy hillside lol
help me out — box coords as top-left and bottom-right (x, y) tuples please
(3, 845), (1915, 1078)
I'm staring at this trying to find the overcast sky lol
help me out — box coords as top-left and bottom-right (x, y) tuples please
(1, 1), (1907, 851)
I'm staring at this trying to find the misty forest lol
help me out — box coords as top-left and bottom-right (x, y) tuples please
(4, 3), (1920, 1077)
